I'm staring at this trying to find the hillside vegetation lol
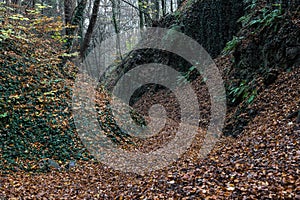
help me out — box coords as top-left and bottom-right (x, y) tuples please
(0, 0), (299, 198)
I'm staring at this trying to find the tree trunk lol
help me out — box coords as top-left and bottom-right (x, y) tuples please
(64, 0), (76, 25)
(80, 0), (101, 57)
(64, 0), (88, 52)
(111, 0), (122, 59)
(154, 0), (160, 20)
(99, 0), (245, 89)
(138, 0), (144, 28)
(11, 0), (18, 4)
(143, 0), (151, 26)
(161, 0), (166, 16)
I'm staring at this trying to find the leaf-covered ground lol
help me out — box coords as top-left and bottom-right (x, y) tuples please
(1, 1), (299, 199)
(0, 4), (92, 172)
(1, 63), (299, 199)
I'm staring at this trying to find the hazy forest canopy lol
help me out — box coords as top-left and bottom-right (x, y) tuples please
(0, 0), (300, 198)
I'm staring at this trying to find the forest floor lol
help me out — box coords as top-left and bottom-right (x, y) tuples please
(0, 58), (299, 199)
(1, 1), (300, 199)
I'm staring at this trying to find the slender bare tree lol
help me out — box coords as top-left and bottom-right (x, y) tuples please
(80, 0), (101, 57)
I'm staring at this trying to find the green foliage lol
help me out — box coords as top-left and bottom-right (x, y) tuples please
(0, 4), (84, 172)
(229, 80), (257, 104)
(224, 0), (280, 55)
(244, 0), (258, 10)
(182, 0), (196, 10)
(137, 1), (157, 16)
(61, 52), (80, 58)
(177, 65), (197, 86)
(0, 3), (67, 64)
(222, 36), (243, 55)
(225, 1), (285, 106)
(0, 112), (8, 118)
(174, 10), (181, 20)
(238, 1), (283, 30)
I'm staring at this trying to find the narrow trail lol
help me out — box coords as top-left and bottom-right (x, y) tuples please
(1, 64), (299, 199)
